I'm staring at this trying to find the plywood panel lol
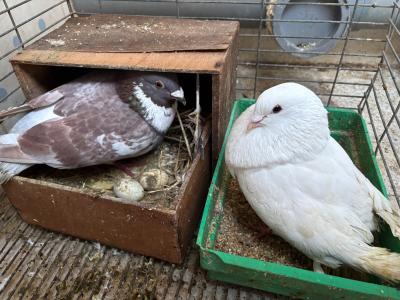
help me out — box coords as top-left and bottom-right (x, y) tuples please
(27, 14), (238, 53)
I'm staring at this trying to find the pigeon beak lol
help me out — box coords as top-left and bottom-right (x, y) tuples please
(247, 115), (264, 132)
(171, 88), (186, 105)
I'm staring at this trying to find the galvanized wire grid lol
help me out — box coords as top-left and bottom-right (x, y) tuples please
(0, 0), (400, 298)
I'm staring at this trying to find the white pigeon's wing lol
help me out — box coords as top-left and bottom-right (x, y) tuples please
(266, 137), (379, 232)
(322, 138), (400, 238)
(236, 135), (400, 264)
(354, 162), (400, 238)
(236, 166), (374, 269)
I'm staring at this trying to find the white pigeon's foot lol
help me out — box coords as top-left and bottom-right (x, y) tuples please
(313, 261), (325, 274)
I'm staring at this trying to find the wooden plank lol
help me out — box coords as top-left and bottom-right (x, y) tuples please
(175, 123), (212, 259)
(11, 49), (226, 74)
(213, 24), (240, 165)
(26, 15), (238, 53)
(4, 176), (181, 263)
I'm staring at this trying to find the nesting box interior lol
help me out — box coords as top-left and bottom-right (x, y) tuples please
(4, 14), (239, 264)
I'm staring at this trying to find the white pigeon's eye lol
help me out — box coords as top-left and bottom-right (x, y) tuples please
(272, 105), (282, 113)
(155, 80), (165, 88)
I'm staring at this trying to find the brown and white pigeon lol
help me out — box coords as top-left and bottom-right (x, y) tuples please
(0, 70), (185, 183)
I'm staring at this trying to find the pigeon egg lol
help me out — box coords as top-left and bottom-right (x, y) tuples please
(139, 169), (170, 191)
(113, 178), (144, 202)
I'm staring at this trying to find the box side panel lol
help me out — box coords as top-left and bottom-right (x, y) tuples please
(4, 178), (182, 263)
(175, 124), (212, 258)
(211, 25), (239, 165)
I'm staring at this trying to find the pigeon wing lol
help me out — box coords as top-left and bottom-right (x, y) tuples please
(15, 100), (162, 169)
(0, 90), (63, 121)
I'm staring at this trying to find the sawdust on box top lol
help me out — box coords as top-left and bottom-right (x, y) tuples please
(215, 178), (373, 283)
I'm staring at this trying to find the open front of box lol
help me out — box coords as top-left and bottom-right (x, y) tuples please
(197, 100), (400, 300)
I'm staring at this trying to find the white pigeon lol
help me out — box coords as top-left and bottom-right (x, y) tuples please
(225, 82), (400, 282)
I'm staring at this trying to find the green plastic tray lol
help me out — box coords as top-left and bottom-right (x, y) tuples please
(197, 99), (400, 300)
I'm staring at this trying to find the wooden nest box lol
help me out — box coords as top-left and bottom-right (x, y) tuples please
(5, 14), (239, 264)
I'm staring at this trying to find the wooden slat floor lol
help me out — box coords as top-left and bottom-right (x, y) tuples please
(0, 196), (286, 300)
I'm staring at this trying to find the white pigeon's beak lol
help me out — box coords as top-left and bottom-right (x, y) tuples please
(171, 88), (186, 105)
(247, 114), (264, 132)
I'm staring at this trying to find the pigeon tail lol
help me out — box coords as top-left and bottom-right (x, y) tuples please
(0, 134), (33, 183)
(370, 185), (400, 239)
(0, 162), (31, 184)
(359, 246), (400, 283)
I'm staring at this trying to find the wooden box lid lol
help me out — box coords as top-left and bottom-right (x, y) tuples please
(11, 14), (239, 74)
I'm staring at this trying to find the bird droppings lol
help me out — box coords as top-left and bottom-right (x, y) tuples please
(29, 14), (236, 53)
(22, 110), (200, 210)
(44, 39), (65, 47)
(215, 177), (374, 283)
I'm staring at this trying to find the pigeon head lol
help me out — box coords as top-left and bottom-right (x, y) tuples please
(248, 82), (327, 132)
(117, 72), (185, 134)
(133, 73), (186, 108)
(225, 83), (330, 169)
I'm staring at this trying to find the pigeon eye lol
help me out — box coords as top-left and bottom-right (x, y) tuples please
(155, 80), (164, 88)
(272, 105), (282, 113)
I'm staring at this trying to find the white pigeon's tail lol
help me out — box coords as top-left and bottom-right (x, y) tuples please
(358, 246), (400, 283)
(370, 183), (400, 238)
(0, 162), (31, 184)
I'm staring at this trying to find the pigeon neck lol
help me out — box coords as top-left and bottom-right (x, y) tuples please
(132, 85), (176, 134)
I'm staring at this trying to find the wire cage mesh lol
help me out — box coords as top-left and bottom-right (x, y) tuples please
(0, 0), (400, 298)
